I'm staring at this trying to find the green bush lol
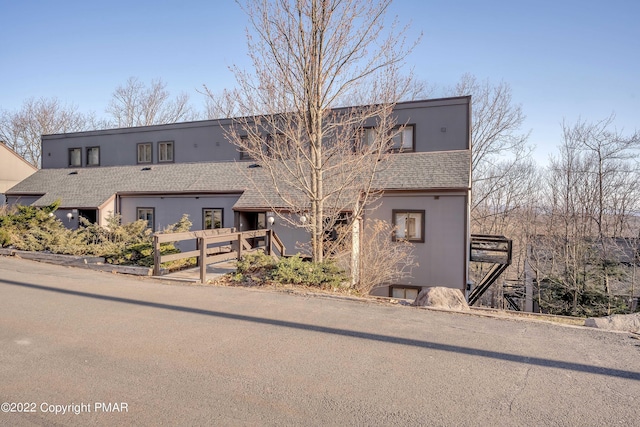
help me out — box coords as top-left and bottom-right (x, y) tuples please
(0, 201), (71, 252)
(271, 255), (346, 288)
(236, 251), (276, 273)
(0, 205), (194, 270)
(0, 228), (11, 247)
(234, 252), (347, 288)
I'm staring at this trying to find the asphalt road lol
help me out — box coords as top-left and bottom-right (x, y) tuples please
(1, 256), (639, 426)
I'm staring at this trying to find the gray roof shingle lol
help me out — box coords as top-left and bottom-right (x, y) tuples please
(6, 150), (470, 209)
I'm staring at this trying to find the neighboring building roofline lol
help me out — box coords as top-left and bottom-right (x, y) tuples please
(0, 143), (38, 170)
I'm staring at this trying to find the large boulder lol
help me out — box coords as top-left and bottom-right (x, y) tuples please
(585, 312), (640, 333)
(413, 287), (469, 311)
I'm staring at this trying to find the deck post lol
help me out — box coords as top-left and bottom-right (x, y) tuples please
(266, 229), (272, 256)
(153, 234), (161, 276)
(199, 237), (206, 283)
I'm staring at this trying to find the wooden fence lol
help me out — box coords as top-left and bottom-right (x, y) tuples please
(152, 228), (286, 283)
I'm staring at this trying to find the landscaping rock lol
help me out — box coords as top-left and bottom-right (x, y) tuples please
(413, 287), (470, 311)
(584, 312), (640, 334)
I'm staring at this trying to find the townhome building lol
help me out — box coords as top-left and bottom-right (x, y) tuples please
(0, 143), (37, 205)
(6, 96), (472, 297)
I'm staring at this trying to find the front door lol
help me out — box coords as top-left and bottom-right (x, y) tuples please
(236, 211), (267, 248)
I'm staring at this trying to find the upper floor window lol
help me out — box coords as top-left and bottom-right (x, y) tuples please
(239, 149), (252, 161)
(359, 124), (415, 153)
(69, 148), (82, 167)
(87, 147), (100, 166)
(363, 127), (377, 147)
(203, 208), (223, 230)
(264, 133), (294, 158)
(392, 209), (425, 243)
(137, 207), (155, 231)
(390, 125), (414, 152)
(137, 143), (152, 163)
(158, 141), (174, 162)
(238, 136), (253, 160)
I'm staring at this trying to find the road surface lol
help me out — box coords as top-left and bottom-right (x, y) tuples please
(1, 256), (638, 426)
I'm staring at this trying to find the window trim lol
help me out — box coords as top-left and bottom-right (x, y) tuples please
(264, 132), (300, 159)
(137, 207), (155, 231)
(239, 136), (253, 160)
(239, 148), (252, 161)
(356, 124), (415, 153)
(202, 208), (224, 230)
(86, 146), (100, 167)
(392, 209), (425, 243)
(389, 124), (415, 153)
(68, 147), (82, 167)
(158, 141), (174, 163)
(137, 142), (153, 164)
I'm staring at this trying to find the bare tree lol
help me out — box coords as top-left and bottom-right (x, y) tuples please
(202, 87), (241, 120)
(529, 116), (640, 315)
(560, 116), (639, 313)
(218, 0), (417, 263)
(440, 74), (534, 305)
(351, 219), (417, 293)
(106, 77), (198, 127)
(446, 73), (532, 225)
(0, 97), (91, 167)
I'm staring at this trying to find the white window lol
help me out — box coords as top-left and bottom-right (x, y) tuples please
(158, 141), (174, 162)
(137, 208), (155, 231)
(391, 287), (420, 300)
(137, 143), (152, 163)
(203, 208), (223, 230)
(390, 125), (414, 152)
(363, 127), (377, 147)
(239, 136), (253, 160)
(68, 148), (82, 167)
(361, 125), (415, 152)
(87, 147), (100, 166)
(393, 210), (424, 242)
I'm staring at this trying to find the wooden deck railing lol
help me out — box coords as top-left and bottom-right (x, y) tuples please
(152, 228), (285, 283)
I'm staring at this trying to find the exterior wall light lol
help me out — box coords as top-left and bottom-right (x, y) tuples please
(299, 215), (307, 224)
(66, 212), (73, 222)
(267, 215), (275, 226)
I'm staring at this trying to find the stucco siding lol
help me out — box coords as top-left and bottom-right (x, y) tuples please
(41, 122), (242, 168)
(98, 198), (116, 226)
(0, 144), (37, 193)
(5, 195), (42, 207)
(368, 193), (468, 291)
(394, 102), (470, 152)
(118, 194), (241, 232)
(269, 214), (312, 256)
(40, 97), (471, 169)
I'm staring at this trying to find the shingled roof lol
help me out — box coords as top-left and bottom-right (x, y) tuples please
(6, 150), (470, 210)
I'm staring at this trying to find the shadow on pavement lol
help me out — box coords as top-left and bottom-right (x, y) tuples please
(2, 278), (639, 381)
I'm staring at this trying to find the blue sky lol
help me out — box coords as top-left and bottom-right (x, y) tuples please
(1, 0), (638, 165)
